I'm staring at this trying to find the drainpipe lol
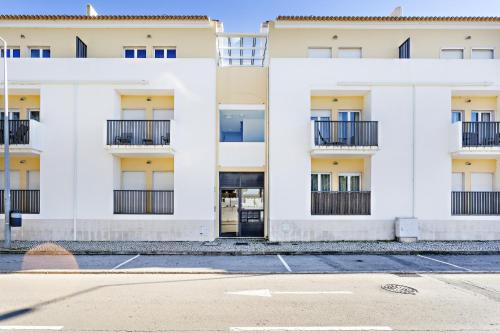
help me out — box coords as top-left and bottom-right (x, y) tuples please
(411, 84), (416, 218)
(72, 84), (78, 240)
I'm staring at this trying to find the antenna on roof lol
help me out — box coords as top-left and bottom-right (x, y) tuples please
(390, 6), (403, 17)
(86, 3), (99, 17)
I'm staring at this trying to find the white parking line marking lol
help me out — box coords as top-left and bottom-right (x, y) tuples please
(111, 254), (140, 270)
(0, 326), (63, 330)
(230, 326), (392, 331)
(277, 254), (292, 272)
(417, 255), (473, 272)
(273, 291), (353, 295)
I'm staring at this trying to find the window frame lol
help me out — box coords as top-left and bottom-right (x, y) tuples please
(28, 109), (41, 122)
(471, 110), (494, 122)
(440, 47), (465, 59)
(471, 47), (495, 60)
(307, 47), (332, 59)
(29, 47), (51, 58)
(0, 47), (21, 58)
(123, 47), (147, 59)
(451, 110), (463, 123)
(311, 173), (331, 192)
(219, 105), (265, 143)
(153, 47), (177, 59)
(338, 173), (362, 192)
(337, 47), (363, 59)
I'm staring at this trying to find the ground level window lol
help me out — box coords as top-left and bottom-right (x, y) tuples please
(311, 173), (331, 192)
(338, 173), (361, 192)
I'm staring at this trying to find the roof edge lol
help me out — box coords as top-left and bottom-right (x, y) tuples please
(276, 15), (500, 22)
(0, 14), (210, 21)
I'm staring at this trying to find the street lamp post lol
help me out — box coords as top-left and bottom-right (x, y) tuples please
(0, 37), (11, 248)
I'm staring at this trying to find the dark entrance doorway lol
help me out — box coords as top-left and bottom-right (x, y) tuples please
(219, 172), (264, 237)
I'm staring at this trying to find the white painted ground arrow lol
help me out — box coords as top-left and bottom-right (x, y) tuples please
(225, 289), (352, 297)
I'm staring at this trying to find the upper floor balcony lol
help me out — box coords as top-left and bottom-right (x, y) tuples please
(450, 121), (500, 156)
(310, 120), (379, 156)
(0, 120), (42, 155)
(104, 120), (174, 156)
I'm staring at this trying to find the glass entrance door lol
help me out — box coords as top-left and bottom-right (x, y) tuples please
(219, 172), (265, 238)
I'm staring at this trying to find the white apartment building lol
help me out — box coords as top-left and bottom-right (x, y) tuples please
(1, 8), (500, 242)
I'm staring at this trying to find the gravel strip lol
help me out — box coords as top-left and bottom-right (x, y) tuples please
(1, 239), (500, 255)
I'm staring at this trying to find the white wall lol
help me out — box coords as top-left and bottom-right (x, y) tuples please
(269, 58), (500, 241)
(2, 59), (216, 241)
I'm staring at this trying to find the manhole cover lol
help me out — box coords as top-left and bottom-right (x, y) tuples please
(381, 284), (418, 295)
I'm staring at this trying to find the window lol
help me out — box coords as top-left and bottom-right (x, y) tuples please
(471, 48), (494, 59)
(153, 171), (174, 191)
(338, 173), (361, 192)
(471, 111), (493, 122)
(451, 111), (463, 123)
(30, 47), (50, 58)
(121, 171), (146, 190)
(220, 109), (264, 142)
(0, 171), (20, 190)
(440, 48), (464, 59)
(311, 173), (331, 192)
(452, 172), (464, 191)
(0, 48), (20, 58)
(308, 47), (332, 58)
(471, 173), (493, 191)
(76, 37), (87, 58)
(27, 171), (40, 190)
(338, 47), (362, 58)
(0, 109), (20, 120)
(154, 48), (176, 59)
(124, 48), (146, 58)
(29, 109), (40, 122)
(122, 109), (146, 120)
(153, 109), (174, 120)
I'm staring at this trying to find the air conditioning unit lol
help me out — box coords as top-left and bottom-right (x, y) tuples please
(395, 217), (418, 243)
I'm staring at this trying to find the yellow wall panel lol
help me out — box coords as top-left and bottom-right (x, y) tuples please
(311, 96), (364, 120)
(121, 157), (174, 190)
(452, 158), (496, 190)
(0, 95), (40, 120)
(311, 157), (365, 191)
(451, 96), (497, 121)
(0, 156), (40, 189)
(121, 95), (174, 120)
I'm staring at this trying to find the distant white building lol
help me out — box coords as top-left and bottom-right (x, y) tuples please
(1, 10), (500, 241)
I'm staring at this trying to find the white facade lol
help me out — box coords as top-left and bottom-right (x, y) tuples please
(269, 59), (500, 241)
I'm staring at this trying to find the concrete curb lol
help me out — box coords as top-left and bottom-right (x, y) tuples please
(1, 249), (500, 255)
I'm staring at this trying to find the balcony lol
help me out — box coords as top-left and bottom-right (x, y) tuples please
(105, 120), (174, 156)
(311, 121), (379, 156)
(0, 190), (40, 214)
(452, 191), (500, 215)
(450, 121), (500, 156)
(311, 191), (371, 215)
(0, 120), (42, 154)
(113, 190), (174, 215)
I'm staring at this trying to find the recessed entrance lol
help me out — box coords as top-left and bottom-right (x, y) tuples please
(219, 172), (264, 237)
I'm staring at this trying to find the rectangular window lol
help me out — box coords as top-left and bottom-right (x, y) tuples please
(471, 111), (493, 122)
(440, 48), (464, 59)
(0, 171), (20, 190)
(338, 47), (362, 58)
(308, 47), (332, 58)
(0, 109), (20, 120)
(27, 171), (40, 190)
(338, 173), (361, 192)
(153, 109), (174, 120)
(451, 111), (463, 123)
(471, 48), (494, 59)
(471, 173), (493, 191)
(121, 171), (146, 190)
(153, 171), (174, 191)
(30, 47), (50, 58)
(122, 109), (146, 120)
(124, 48), (147, 58)
(76, 37), (87, 58)
(220, 109), (264, 142)
(0, 48), (21, 58)
(154, 48), (176, 58)
(311, 173), (331, 192)
(29, 109), (40, 122)
(451, 172), (464, 191)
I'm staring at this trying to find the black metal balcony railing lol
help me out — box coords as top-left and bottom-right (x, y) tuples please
(311, 191), (371, 215)
(0, 120), (30, 145)
(0, 190), (40, 214)
(314, 121), (378, 146)
(462, 122), (500, 147)
(113, 190), (174, 215)
(107, 120), (171, 146)
(452, 191), (500, 215)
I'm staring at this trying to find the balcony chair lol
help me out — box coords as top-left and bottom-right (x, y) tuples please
(161, 135), (170, 145)
(114, 133), (133, 145)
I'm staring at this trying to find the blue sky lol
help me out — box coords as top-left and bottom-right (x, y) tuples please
(1, 0), (499, 32)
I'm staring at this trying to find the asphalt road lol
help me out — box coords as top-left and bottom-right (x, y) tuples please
(0, 273), (499, 332)
(1, 254), (500, 273)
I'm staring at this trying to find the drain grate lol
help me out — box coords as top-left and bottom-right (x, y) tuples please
(265, 242), (281, 246)
(381, 284), (418, 295)
(235, 242), (249, 246)
(202, 241), (220, 247)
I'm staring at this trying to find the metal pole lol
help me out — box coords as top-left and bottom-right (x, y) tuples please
(1, 37), (10, 248)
